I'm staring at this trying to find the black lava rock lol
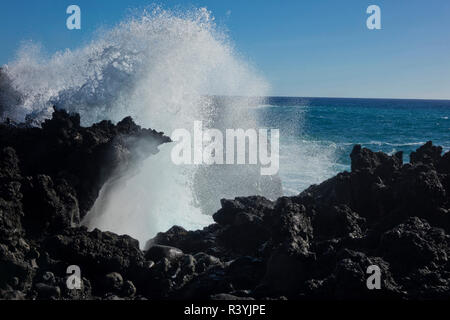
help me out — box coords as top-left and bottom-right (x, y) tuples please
(1, 108), (449, 300)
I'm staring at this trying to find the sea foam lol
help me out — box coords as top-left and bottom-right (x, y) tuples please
(2, 7), (269, 246)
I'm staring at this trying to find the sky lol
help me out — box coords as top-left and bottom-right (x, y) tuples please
(0, 0), (449, 99)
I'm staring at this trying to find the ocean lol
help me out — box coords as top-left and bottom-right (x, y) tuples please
(252, 97), (450, 195)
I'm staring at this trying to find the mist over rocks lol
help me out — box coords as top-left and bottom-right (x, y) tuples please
(0, 108), (170, 220)
(0, 109), (170, 299)
(0, 68), (23, 121)
(136, 141), (450, 300)
(0, 108), (449, 300)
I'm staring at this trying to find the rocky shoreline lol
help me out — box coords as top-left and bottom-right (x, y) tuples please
(0, 109), (449, 300)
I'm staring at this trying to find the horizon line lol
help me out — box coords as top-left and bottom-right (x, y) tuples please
(212, 95), (450, 102)
(267, 96), (450, 102)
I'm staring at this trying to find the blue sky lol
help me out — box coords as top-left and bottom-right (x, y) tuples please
(1, 0), (449, 99)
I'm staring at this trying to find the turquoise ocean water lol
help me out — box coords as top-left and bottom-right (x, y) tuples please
(251, 97), (450, 195)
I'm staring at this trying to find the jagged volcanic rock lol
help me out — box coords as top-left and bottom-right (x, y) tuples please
(0, 108), (449, 300)
(0, 109), (170, 299)
(0, 108), (171, 221)
(149, 141), (450, 300)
